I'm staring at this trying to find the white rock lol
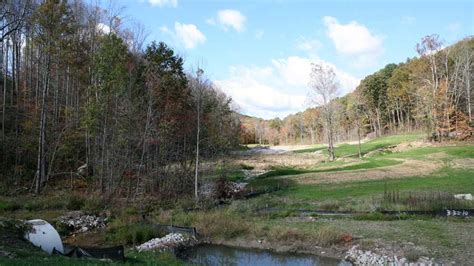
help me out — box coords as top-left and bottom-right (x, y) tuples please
(135, 233), (195, 252)
(454, 193), (473, 200)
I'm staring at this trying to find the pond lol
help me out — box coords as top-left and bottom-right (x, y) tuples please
(178, 244), (350, 266)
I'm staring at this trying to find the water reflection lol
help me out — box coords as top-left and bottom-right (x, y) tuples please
(178, 244), (350, 266)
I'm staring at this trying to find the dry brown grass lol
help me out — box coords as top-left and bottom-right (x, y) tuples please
(192, 210), (250, 239)
(267, 225), (343, 247)
(451, 158), (474, 169)
(290, 159), (441, 185)
(231, 153), (324, 171)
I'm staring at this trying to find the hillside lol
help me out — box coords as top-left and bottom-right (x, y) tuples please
(239, 36), (474, 146)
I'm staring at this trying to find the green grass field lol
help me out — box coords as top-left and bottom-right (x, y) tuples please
(293, 133), (425, 156)
(280, 168), (474, 201)
(248, 135), (474, 212)
(257, 158), (402, 178)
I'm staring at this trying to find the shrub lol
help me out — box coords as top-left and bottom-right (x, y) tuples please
(268, 210), (295, 219)
(38, 196), (66, 210)
(0, 200), (21, 212)
(83, 197), (105, 214)
(319, 200), (341, 211)
(247, 178), (293, 194)
(405, 250), (423, 262)
(240, 164), (254, 170)
(380, 188), (473, 211)
(107, 223), (164, 245)
(314, 226), (342, 246)
(270, 227), (307, 242)
(24, 201), (44, 211)
(193, 210), (248, 239)
(66, 195), (85, 210)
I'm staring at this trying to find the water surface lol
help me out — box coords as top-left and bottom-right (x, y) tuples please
(178, 244), (350, 266)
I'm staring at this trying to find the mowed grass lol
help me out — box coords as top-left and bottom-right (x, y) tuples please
(293, 133), (425, 156)
(333, 133), (425, 157)
(292, 144), (326, 154)
(383, 144), (474, 160)
(257, 158), (402, 178)
(263, 143), (474, 203)
(278, 167), (473, 201)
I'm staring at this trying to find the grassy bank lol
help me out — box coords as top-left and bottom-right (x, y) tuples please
(1, 135), (473, 264)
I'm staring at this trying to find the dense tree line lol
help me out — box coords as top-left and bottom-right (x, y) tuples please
(241, 35), (473, 150)
(0, 0), (241, 198)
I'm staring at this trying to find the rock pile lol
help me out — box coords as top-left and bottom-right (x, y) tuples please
(201, 180), (248, 200)
(345, 245), (436, 265)
(135, 233), (196, 252)
(57, 211), (108, 233)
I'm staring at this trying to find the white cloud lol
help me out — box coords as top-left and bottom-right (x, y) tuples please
(208, 9), (246, 32)
(323, 16), (384, 68)
(174, 22), (206, 49)
(272, 56), (312, 87)
(296, 37), (323, 52)
(161, 22), (206, 49)
(215, 56), (360, 119)
(148, 0), (177, 8)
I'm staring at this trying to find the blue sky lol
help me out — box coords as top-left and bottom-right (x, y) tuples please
(97, 0), (473, 119)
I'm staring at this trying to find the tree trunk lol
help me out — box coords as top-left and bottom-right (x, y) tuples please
(35, 56), (51, 194)
(2, 39), (8, 140)
(194, 84), (202, 202)
(357, 124), (362, 159)
(466, 63), (472, 122)
(376, 108), (382, 137)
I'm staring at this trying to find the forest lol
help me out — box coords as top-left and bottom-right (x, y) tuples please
(1, 0), (241, 197)
(241, 36), (473, 148)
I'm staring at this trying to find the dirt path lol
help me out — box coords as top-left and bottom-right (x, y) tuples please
(289, 159), (442, 185)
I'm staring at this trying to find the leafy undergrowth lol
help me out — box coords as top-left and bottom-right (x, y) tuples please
(0, 193), (106, 218)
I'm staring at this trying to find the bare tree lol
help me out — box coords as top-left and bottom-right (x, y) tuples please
(416, 34), (443, 139)
(309, 63), (339, 161)
(193, 68), (204, 202)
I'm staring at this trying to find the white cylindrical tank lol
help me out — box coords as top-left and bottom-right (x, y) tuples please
(25, 219), (64, 254)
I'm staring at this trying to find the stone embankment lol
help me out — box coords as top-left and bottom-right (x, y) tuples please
(345, 245), (436, 265)
(136, 233), (197, 252)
